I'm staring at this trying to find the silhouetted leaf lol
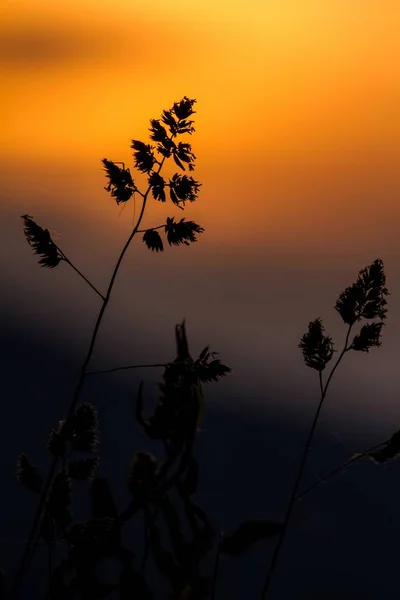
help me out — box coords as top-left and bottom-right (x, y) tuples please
(68, 457), (99, 481)
(168, 174), (201, 206)
(149, 172), (166, 202)
(299, 318), (334, 371)
(198, 346), (209, 361)
(173, 153), (186, 171)
(102, 159), (136, 204)
(157, 137), (176, 159)
(149, 119), (168, 143)
(172, 97), (196, 121)
(90, 478), (118, 520)
(165, 217), (204, 247)
(21, 214), (62, 268)
(131, 140), (155, 173)
(350, 321), (384, 352)
(16, 453), (42, 494)
(335, 259), (388, 325)
(143, 229), (164, 253)
(220, 520), (284, 555)
(161, 110), (179, 136)
(173, 142), (196, 171)
(369, 431), (400, 463)
(193, 359), (232, 383)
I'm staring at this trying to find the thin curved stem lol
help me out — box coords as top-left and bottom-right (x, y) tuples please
(85, 362), (168, 376)
(136, 224), (165, 233)
(261, 324), (353, 599)
(296, 440), (386, 501)
(11, 142), (173, 598)
(58, 252), (105, 301)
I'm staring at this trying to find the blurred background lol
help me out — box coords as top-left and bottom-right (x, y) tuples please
(1, 1), (400, 598)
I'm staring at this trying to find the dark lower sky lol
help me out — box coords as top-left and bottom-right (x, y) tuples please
(2, 310), (400, 599)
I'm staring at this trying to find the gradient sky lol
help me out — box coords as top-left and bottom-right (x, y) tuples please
(2, 4), (400, 596)
(1, 0), (400, 429)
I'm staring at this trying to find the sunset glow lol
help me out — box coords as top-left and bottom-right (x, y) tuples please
(2, 0), (399, 250)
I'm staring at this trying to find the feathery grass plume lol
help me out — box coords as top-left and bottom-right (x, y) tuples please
(298, 318), (334, 371)
(141, 320), (231, 438)
(21, 214), (63, 268)
(172, 97), (197, 123)
(335, 258), (388, 325)
(14, 99), (232, 597)
(143, 229), (164, 252)
(350, 321), (384, 352)
(149, 172), (166, 202)
(48, 420), (69, 457)
(165, 217), (204, 247)
(102, 159), (136, 204)
(16, 454), (43, 494)
(192, 346), (232, 383)
(48, 404), (99, 455)
(369, 431), (400, 464)
(220, 520), (284, 556)
(69, 403), (99, 453)
(160, 97), (196, 140)
(172, 142), (196, 172)
(168, 174), (201, 207)
(131, 140), (156, 173)
(149, 118), (168, 143)
(156, 137), (177, 159)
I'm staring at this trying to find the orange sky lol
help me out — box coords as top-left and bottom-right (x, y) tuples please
(1, 0), (399, 252)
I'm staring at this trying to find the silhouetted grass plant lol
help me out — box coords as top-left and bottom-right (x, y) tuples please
(10, 97), (234, 599)
(261, 258), (391, 599)
(7, 98), (400, 600)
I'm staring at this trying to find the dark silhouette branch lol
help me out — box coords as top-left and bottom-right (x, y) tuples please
(56, 248), (106, 300)
(296, 440), (387, 501)
(261, 324), (353, 599)
(11, 135), (175, 598)
(85, 362), (168, 376)
(136, 224), (165, 233)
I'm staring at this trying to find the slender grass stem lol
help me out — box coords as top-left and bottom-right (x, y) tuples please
(57, 251), (106, 301)
(296, 440), (386, 501)
(11, 142), (173, 599)
(136, 224), (165, 233)
(261, 324), (353, 599)
(85, 363), (168, 376)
